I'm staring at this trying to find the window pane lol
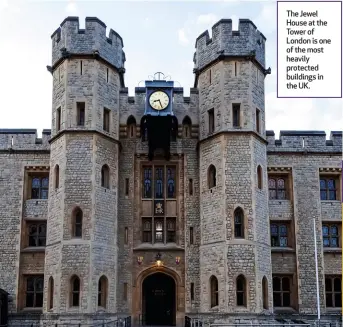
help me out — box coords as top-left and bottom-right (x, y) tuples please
(143, 167), (152, 198)
(73, 293), (79, 306)
(335, 293), (342, 307)
(26, 293), (34, 307)
(282, 277), (290, 291)
(329, 190), (336, 200)
(237, 278), (244, 291)
(330, 226), (338, 235)
(41, 189), (48, 199)
(269, 190), (276, 199)
(323, 237), (330, 247)
(279, 237), (288, 247)
(273, 293), (281, 306)
(334, 278), (341, 291)
(32, 178), (41, 188)
(155, 167), (164, 198)
(27, 279), (35, 291)
(326, 294), (333, 307)
(279, 225), (287, 236)
(320, 190), (327, 200)
(237, 292), (244, 306)
(271, 236), (279, 247)
(35, 293), (43, 307)
(36, 278), (44, 291)
(320, 179), (326, 189)
(277, 189), (286, 200)
(327, 179), (335, 190)
(322, 226), (329, 236)
(167, 167), (175, 198)
(277, 179), (285, 189)
(330, 237), (338, 247)
(270, 225), (278, 235)
(42, 177), (49, 188)
(268, 179), (276, 188)
(283, 293), (290, 306)
(273, 277), (281, 291)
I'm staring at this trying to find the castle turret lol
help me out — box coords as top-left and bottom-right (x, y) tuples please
(194, 19), (272, 315)
(44, 17), (124, 321)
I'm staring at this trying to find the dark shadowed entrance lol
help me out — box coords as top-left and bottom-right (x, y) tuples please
(142, 272), (176, 326)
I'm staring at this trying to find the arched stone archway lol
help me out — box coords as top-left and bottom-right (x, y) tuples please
(133, 266), (183, 327)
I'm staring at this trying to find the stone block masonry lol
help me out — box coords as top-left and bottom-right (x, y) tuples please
(0, 15), (341, 327)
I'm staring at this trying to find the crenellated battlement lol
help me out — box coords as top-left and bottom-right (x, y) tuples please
(194, 18), (266, 72)
(51, 16), (125, 70)
(0, 129), (51, 150)
(266, 130), (342, 152)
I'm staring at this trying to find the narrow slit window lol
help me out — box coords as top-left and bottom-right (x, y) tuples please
(56, 107), (61, 132)
(256, 109), (260, 133)
(124, 227), (128, 244)
(125, 178), (129, 196)
(208, 108), (214, 134)
(189, 178), (193, 196)
(234, 62), (237, 76)
(191, 283), (194, 301)
(77, 102), (85, 126)
(232, 104), (240, 127)
(106, 68), (109, 83)
(80, 60), (83, 75)
(103, 108), (110, 132)
(190, 227), (194, 244)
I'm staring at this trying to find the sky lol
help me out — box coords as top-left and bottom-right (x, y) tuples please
(0, 0), (341, 137)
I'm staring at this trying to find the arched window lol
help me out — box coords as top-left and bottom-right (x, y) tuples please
(210, 275), (218, 308)
(98, 275), (108, 308)
(70, 275), (80, 307)
(182, 116), (192, 138)
(262, 276), (268, 309)
(48, 276), (54, 310)
(54, 165), (59, 189)
(72, 207), (83, 238)
(127, 115), (136, 138)
(257, 165), (263, 189)
(101, 164), (110, 189)
(234, 207), (244, 238)
(236, 275), (246, 306)
(208, 165), (216, 189)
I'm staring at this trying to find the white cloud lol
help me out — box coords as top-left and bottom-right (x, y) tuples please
(65, 0), (78, 14)
(197, 13), (217, 25)
(178, 28), (189, 46)
(0, 0), (9, 12)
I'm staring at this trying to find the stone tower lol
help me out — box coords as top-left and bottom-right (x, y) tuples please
(44, 17), (125, 319)
(194, 19), (273, 314)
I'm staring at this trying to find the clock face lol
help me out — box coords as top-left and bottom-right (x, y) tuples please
(149, 90), (170, 110)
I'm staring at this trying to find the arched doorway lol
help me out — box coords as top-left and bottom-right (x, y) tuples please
(142, 272), (176, 326)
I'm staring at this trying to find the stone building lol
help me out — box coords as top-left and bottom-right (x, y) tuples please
(0, 16), (341, 326)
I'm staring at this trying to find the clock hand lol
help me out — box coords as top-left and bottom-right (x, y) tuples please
(158, 100), (162, 108)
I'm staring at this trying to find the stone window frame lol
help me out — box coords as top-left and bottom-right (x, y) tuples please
(54, 164), (60, 189)
(182, 116), (192, 138)
(325, 275), (341, 308)
(207, 165), (216, 189)
(73, 99), (87, 127)
(319, 173), (341, 201)
(76, 101), (86, 126)
(272, 274), (295, 309)
(27, 221), (47, 247)
(98, 275), (108, 309)
(208, 108), (214, 134)
(56, 106), (61, 132)
(262, 276), (268, 309)
(233, 207), (245, 239)
(101, 164), (110, 189)
(236, 274), (247, 307)
(69, 275), (81, 308)
(71, 207), (83, 238)
(103, 107), (111, 133)
(232, 103), (241, 128)
(140, 163), (178, 245)
(24, 171), (50, 201)
(268, 173), (292, 201)
(322, 222), (341, 248)
(257, 165), (263, 189)
(209, 275), (219, 308)
(255, 108), (261, 134)
(127, 115), (137, 138)
(24, 275), (44, 309)
(270, 221), (294, 248)
(48, 276), (54, 310)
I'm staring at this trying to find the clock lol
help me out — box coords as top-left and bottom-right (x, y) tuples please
(149, 90), (170, 110)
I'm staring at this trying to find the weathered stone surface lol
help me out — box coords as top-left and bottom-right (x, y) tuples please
(0, 15), (341, 327)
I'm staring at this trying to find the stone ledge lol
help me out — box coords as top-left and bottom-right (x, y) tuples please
(21, 247), (46, 253)
(323, 248), (342, 254)
(271, 247), (295, 253)
(133, 243), (184, 251)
